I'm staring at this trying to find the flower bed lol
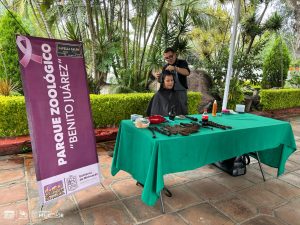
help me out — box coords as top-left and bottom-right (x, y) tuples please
(0, 127), (118, 156)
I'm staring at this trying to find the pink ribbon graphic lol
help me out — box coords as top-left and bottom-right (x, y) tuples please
(16, 36), (42, 68)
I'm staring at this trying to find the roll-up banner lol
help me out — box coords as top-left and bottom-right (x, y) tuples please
(16, 35), (101, 204)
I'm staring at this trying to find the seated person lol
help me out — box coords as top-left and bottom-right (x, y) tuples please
(146, 70), (186, 116)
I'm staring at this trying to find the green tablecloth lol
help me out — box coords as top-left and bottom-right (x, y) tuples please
(111, 113), (297, 206)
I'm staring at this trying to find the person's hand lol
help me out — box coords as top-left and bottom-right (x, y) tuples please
(166, 65), (176, 72)
(153, 71), (161, 80)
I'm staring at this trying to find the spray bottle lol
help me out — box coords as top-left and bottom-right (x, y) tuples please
(212, 100), (217, 117)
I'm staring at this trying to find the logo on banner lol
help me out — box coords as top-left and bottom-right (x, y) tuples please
(44, 181), (65, 202)
(16, 36), (42, 68)
(66, 175), (78, 191)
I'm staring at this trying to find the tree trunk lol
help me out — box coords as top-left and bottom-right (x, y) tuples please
(32, 0), (52, 38)
(138, 0), (167, 79)
(29, 0), (43, 33)
(122, 0), (129, 69)
(85, 0), (101, 83)
(102, 0), (110, 39)
(289, 0), (300, 57)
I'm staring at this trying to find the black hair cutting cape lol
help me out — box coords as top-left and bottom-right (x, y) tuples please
(146, 88), (185, 117)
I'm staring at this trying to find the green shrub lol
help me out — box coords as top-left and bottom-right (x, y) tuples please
(0, 11), (29, 89)
(261, 36), (291, 88)
(285, 59), (300, 88)
(0, 92), (201, 137)
(187, 92), (201, 114)
(251, 85), (261, 90)
(90, 92), (201, 127)
(0, 96), (28, 137)
(243, 90), (253, 96)
(227, 78), (244, 109)
(90, 93), (153, 127)
(260, 89), (300, 110)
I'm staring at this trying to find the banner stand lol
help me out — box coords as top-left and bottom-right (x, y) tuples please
(16, 35), (101, 205)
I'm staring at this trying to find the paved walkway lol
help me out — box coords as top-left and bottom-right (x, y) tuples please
(0, 116), (299, 225)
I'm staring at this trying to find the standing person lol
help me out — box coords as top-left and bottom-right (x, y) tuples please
(153, 47), (190, 115)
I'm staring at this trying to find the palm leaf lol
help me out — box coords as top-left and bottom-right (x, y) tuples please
(0, 78), (20, 96)
(263, 12), (283, 32)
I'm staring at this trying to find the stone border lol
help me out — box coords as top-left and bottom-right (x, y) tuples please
(251, 107), (300, 120)
(0, 128), (119, 156)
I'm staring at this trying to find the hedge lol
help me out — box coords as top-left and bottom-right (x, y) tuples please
(0, 92), (201, 137)
(260, 89), (300, 110)
(0, 96), (28, 137)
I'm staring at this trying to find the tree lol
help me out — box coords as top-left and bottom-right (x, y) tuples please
(190, 1), (287, 103)
(262, 36), (291, 88)
(0, 10), (29, 88)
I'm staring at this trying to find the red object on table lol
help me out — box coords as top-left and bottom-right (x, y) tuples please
(148, 115), (166, 124)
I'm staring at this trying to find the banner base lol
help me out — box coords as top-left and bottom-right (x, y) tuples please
(38, 163), (101, 204)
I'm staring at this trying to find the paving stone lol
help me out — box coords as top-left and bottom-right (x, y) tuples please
(241, 215), (285, 225)
(163, 174), (189, 187)
(292, 127), (300, 135)
(0, 157), (24, 170)
(186, 178), (233, 201)
(249, 163), (278, 177)
(81, 201), (135, 225)
(243, 166), (273, 184)
(257, 206), (273, 216)
(175, 165), (222, 181)
(100, 177), (114, 188)
(28, 196), (78, 224)
(24, 157), (37, 182)
(237, 184), (286, 208)
(0, 168), (24, 185)
(74, 184), (118, 210)
(27, 181), (39, 199)
(96, 141), (116, 152)
(198, 164), (224, 176)
(122, 195), (171, 222)
(280, 172), (300, 187)
(163, 184), (203, 211)
(100, 163), (131, 180)
(0, 183), (27, 205)
(275, 197), (300, 225)
(178, 203), (234, 225)
(111, 178), (142, 198)
(33, 212), (83, 225)
(288, 151), (300, 164)
(98, 154), (113, 166)
(213, 195), (258, 223)
(0, 201), (29, 225)
(262, 179), (300, 200)
(96, 145), (107, 152)
(141, 213), (188, 225)
(284, 160), (300, 172)
(209, 173), (254, 191)
(294, 169), (300, 176)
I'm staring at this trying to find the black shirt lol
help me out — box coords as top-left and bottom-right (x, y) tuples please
(163, 59), (190, 89)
